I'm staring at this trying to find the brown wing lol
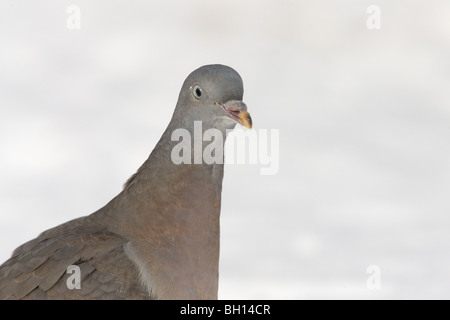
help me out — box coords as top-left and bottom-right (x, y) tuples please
(0, 218), (154, 300)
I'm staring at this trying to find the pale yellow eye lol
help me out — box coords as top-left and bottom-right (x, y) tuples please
(192, 85), (203, 99)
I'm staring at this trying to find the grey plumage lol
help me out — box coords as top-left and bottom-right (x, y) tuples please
(0, 64), (252, 300)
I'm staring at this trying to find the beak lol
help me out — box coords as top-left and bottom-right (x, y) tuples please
(215, 101), (253, 129)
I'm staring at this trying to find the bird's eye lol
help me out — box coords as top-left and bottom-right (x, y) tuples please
(192, 85), (203, 99)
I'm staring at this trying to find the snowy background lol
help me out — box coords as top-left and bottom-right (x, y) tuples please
(1, 0), (449, 299)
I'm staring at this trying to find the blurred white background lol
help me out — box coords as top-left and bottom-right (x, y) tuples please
(1, 0), (449, 299)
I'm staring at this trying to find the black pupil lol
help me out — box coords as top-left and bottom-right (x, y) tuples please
(195, 87), (202, 97)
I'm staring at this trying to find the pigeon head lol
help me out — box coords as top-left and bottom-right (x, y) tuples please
(173, 64), (252, 132)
